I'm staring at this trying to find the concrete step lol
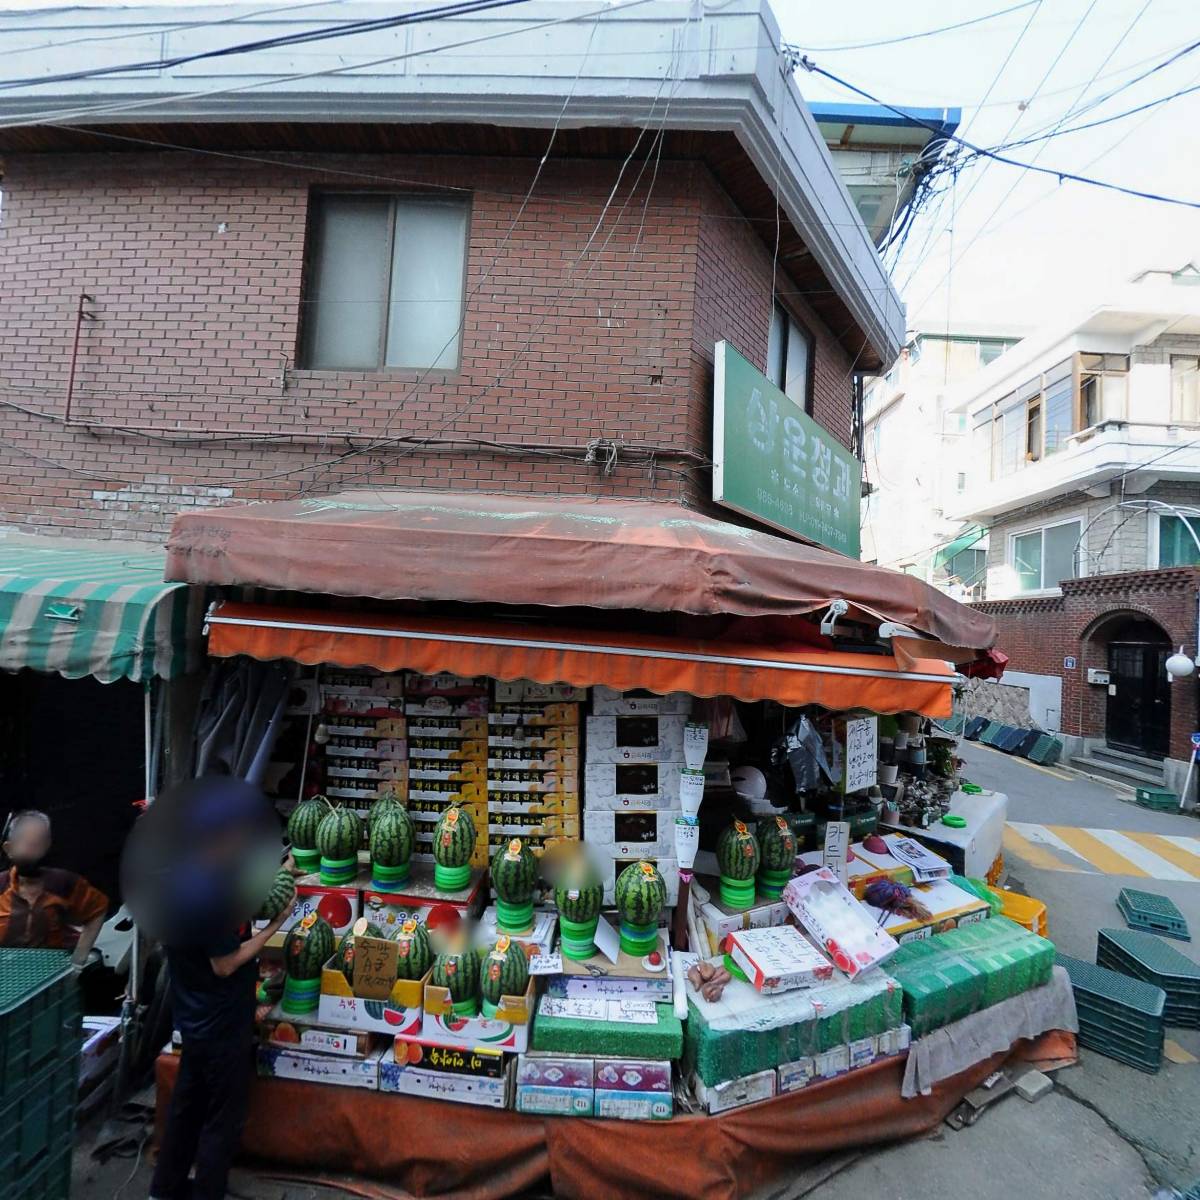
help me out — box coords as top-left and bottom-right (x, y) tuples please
(1090, 746), (1166, 772)
(1068, 754), (1164, 789)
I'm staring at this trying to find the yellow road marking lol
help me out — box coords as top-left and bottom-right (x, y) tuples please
(1164, 1039), (1198, 1065)
(1123, 831), (1200, 880)
(1003, 825), (1083, 873)
(1046, 826), (1149, 877)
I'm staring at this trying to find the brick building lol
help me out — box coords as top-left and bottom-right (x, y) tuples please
(944, 271), (1200, 795)
(0, 0), (901, 542)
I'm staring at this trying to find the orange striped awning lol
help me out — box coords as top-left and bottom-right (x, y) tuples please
(205, 602), (954, 717)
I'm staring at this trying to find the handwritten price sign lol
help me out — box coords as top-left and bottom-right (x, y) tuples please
(353, 935), (398, 1000)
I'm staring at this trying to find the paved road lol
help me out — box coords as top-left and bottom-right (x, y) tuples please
(784, 743), (1200, 1199)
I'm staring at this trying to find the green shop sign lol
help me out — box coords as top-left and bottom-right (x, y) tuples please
(712, 341), (861, 557)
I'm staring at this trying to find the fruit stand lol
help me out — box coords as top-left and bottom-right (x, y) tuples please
(154, 494), (1071, 1199)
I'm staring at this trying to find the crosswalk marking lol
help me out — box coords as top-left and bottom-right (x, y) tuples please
(1007, 822), (1200, 880)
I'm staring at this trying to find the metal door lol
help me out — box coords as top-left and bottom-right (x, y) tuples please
(1106, 639), (1171, 758)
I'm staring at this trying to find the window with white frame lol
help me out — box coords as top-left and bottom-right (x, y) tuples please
(766, 301), (813, 411)
(1171, 356), (1200, 423)
(300, 193), (469, 370)
(1011, 519), (1081, 592)
(1157, 513), (1200, 566)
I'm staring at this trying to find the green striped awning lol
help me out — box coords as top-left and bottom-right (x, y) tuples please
(0, 540), (203, 682)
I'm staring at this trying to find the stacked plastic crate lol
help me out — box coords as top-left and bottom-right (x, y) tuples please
(319, 671), (408, 824)
(405, 674), (490, 869)
(0, 950), (82, 1200)
(487, 683), (584, 861)
(1097, 928), (1199, 1029)
(584, 688), (692, 906)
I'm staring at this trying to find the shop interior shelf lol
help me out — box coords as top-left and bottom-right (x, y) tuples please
(1116, 889), (1190, 941)
(0, 949), (81, 1104)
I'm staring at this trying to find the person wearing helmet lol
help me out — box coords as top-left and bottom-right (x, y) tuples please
(0, 810), (108, 966)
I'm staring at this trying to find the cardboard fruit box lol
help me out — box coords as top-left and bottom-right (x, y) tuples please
(421, 976), (537, 1053)
(318, 961), (431, 1037)
(379, 1058), (513, 1108)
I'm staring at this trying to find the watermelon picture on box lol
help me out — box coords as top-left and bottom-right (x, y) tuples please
(433, 805), (477, 892)
(615, 860), (666, 956)
(316, 803), (363, 886)
(287, 795), (328, 873)
(479, 936), (530, 1017)
(282, 913), (334, 1014)
(370, 805), (416, 891)
(490, 837), (536, 934)
(717, 820), (760, 911)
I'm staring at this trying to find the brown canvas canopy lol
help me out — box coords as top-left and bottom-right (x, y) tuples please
(165, 491), (995, 651)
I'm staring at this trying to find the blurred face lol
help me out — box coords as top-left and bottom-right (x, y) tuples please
(4, 816), (51, 874)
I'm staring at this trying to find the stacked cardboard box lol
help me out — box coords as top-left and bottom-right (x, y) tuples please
(584, 687), (692, 904)
(319, 671), (408, 818)
(487, 682), (584, 859)
(405, 674), (490, 868)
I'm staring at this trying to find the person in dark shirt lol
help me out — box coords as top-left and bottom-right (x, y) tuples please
(149, 897), (294, 1200)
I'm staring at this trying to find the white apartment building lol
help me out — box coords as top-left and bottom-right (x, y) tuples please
(860, 325), (1023, 597)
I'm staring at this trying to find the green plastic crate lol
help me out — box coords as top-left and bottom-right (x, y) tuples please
(848, 810), (878, 841)
(0, 950), (81, 1103)
(0, 1054), (78, 1191)
(1026, 735), (1063, 766)
(978, 722), (1004, 746)
(0, 1140), (71, 1200)
(1056, 953), (1165, 1072)
(1116, 888), (1190, 941)
(1134, 786), (1178, 812)
(888, 918), (1055, 1036)
(1096, 927), (1200, 1029)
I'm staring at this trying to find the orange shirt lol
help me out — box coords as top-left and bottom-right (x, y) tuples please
(0, 867), (108, 949)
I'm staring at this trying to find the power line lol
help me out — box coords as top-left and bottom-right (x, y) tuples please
(797, 58), (1200, 209)
(790, 1), (1040, 53)
(0, 0), (536, 92)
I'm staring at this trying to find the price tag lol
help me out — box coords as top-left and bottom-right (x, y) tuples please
(674, 815), (700, 870)
(593, 917), (621, 964)
(352, 934), (398, 1001)
(528, 952), (563, 976)
(822, 821), (851, 885)
(683, 722), (709, 769)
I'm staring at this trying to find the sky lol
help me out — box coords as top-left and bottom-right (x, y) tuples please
(1, 0), (1198, 336)
(784, 0), (1200, 333)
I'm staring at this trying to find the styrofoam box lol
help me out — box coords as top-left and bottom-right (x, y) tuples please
(592, 687), (693, 716)
(601, 855), (679, 905)
(586, 715), (687, 763)
(693, 1068), (777, 1114)
(379, 1061), (512, 1108)
(256, 1044), (384, 1090)
(584, 761), (686, 810)
(814, 1044), (850, 1080)
(777, 1056), (815, 1093)
(584, 808), (675, 856)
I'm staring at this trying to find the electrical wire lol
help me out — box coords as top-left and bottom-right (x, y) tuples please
(0, 0), (537, 92)
(792, 2), (1041, 53)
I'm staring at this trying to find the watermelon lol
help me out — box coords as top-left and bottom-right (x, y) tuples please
(555, 869), (603, 924)
(392, 918), (432, 980)
(332, 917), (386, 981)
(316, 805), (363, 860)
(490, 838), (536, 904)
(370, 806), (415, 868)
(757, 815), (797, 872)
(717, 820), (760, 880)
(479, 936), (529, 1007)
(433, 805), (477, 867)
(287, 796), (328, 851)
(431, 946), (482, 1004)
(614, 860), (667, 926)
(283, 913), (335, 981)
(256, 867), (296, 921)
(367, 794), (405, 835)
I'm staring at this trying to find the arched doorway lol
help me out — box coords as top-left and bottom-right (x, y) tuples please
(1104, 617), (1171, 758)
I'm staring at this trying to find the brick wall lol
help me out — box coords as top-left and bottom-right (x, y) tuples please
(0, 150), (857, 540)
(975, 567), (1200, 760)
